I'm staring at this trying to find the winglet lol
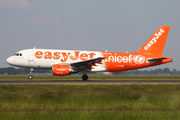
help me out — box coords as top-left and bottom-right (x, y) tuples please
(135, 26), (170, 56)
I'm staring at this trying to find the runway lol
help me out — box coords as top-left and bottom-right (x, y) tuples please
(0, 80), (180, 84)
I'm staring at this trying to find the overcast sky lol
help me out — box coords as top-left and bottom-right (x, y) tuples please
(1, 0), (180, 70)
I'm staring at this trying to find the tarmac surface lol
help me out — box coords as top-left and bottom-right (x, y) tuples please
(0, 80), (180, 84)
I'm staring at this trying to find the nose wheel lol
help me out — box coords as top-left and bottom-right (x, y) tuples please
(82, 74), (88, 81)
(28, 75), (33, 79)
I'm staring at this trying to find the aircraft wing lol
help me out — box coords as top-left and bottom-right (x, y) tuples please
(70, 57), (105, 69)
(71, 57), (105, 65)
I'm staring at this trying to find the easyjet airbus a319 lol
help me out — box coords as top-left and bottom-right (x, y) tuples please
(7, 26), (172, 80)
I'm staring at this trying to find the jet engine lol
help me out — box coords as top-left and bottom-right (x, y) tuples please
(52, 64), (77, 76)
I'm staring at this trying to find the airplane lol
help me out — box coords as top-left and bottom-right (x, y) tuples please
(6, 26), (172, 80)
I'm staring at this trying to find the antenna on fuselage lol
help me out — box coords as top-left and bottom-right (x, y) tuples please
(33, 47), (36, 49)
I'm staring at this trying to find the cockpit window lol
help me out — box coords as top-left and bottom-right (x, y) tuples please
(14, 53), (22, 56)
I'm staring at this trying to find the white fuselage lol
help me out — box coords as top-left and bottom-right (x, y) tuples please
(6, 48), (107, 72)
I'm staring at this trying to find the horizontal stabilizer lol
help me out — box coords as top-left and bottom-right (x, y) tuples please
(147, 57), (167, 63)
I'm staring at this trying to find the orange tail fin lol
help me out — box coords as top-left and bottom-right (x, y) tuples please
(135, 26), (170, 56)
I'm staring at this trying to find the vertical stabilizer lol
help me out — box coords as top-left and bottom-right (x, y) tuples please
(135, 26), (170, 56)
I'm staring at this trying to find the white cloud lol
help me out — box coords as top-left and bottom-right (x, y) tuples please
(28, 16), (61, 24)
(0, 0), (34, 10)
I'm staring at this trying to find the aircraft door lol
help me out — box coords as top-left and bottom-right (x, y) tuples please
(28, 50), (34, 62)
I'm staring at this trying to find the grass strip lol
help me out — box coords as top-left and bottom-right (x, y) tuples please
(0, 111), (180, 120)
(0, 84), (180, 112)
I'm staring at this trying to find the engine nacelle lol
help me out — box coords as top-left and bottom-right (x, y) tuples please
(52, 64), (76, 76)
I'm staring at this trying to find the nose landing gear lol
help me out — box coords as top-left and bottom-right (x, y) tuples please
(28, 68), (33, 79)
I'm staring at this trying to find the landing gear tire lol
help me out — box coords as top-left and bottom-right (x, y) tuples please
(28, 75), (33, 79)
(82, 75), (88, 81)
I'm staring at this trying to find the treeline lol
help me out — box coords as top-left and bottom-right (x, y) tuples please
(113, 68), (179, 75)
(0, 67), (179, 75)
(0, 67), (51, 75)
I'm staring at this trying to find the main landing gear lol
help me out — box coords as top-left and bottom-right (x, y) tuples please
(82, 74), (88, 81)
(28, 68), (33, 79)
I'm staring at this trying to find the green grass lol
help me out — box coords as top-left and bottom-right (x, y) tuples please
(1, 112), (180, 120)
(1, 79), (180, 119)
(0, 84), (180, 112)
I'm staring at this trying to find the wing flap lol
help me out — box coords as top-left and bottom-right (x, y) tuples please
(70, 57), (105, 71)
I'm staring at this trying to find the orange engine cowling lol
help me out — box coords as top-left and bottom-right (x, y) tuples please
(52, 64), (76, 76)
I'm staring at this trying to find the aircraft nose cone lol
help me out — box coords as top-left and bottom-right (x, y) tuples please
(6, 57), (13, 65)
